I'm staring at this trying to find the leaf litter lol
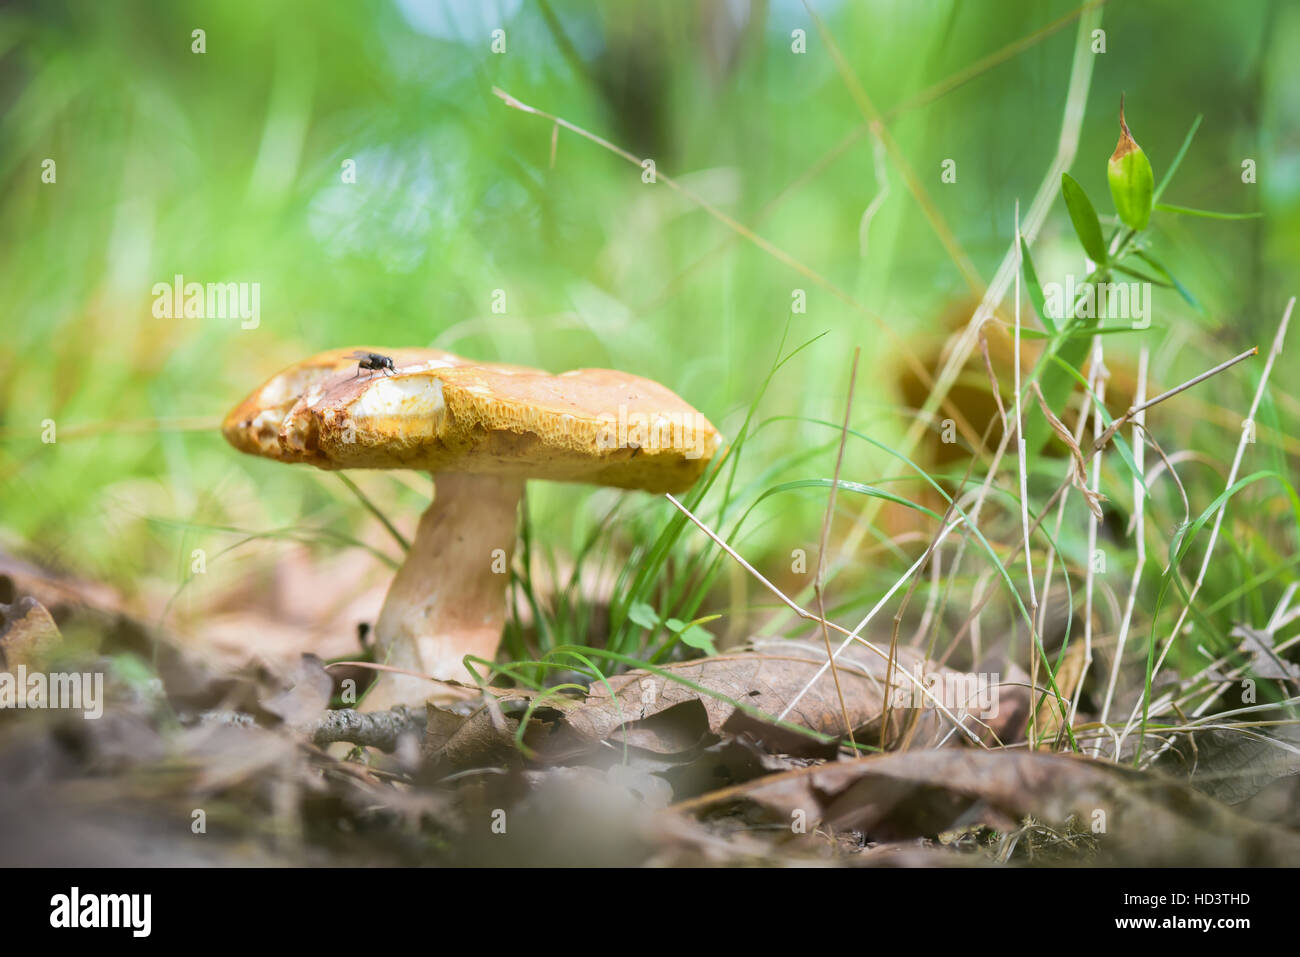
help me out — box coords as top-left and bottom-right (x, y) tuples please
(2, 562), (1298, 866)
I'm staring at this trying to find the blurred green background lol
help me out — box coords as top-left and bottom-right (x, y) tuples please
(1, 0), (1295, 665)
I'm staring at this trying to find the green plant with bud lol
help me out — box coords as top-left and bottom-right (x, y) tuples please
(1108, 95), (1154, 232)
(1018, 97), (1261, 456)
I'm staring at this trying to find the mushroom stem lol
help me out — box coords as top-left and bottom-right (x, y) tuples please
(361, 472), (523, 711)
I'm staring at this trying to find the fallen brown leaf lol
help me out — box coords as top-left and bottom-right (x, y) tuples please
(538, 646), (1014, 759)
(675, 748), (1300, 865)
(261, 654), (334, 727)
(0, 596), (63, 670)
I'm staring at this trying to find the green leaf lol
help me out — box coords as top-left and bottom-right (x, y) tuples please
(678, 625), (717, 655)
(664, 617), (686, 633)
(1112, 263), (1170, 287)
(108, 654), (160, 691)
(1107, 100), (1154, 232)
(1154, 203), (1262, 221)
(1019, 236), (1057, 335)
(627, 601), (658, 630)
(1061, 323), (1161, 339)
(1061, 172), (1108, 263)
(1019, 324), (1160, 341)
(1134, 249), (1202, 313)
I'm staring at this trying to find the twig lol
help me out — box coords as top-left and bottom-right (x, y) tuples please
(193, 710), (256, 729)
(308, 706), (427, 752)
(1091, 347), (1259, 456)
(192, 706), (429, 753)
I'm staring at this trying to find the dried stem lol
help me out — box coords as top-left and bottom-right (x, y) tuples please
(1070, 335), (1107, 733)
(1095, 347), (1148, 758)
(1123, 297), (1294, 755)
(663, 493), (984, 744)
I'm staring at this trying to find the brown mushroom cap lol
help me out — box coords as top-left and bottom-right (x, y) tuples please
(223, 347), (721, 709)
(223, 347), (719, 494)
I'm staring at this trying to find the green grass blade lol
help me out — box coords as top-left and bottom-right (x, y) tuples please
(1152, 114), (1201, 202)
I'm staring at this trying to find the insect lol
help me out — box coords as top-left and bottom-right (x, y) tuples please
(347, 350), (396, 379)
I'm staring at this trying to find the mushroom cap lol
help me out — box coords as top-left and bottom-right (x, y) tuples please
(223, 347), (720, 493)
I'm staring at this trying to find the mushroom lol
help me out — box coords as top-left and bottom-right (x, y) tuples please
(223, 347), (720, 710)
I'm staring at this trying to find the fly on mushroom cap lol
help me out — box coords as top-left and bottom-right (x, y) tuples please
(223, 346), (721, 710)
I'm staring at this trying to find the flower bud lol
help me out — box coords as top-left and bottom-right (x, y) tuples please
(1108, 94), (1154, 232)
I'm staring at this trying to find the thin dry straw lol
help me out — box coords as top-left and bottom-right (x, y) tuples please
(1094, 346), (1148, 758)
(776, 514), (970, 722)
(911, 344), (1259, 747)
(1014, 201), (1038, 617)
(1120, 296), (1295, 752)
(1069, 334), (1106, 733)
(662, 492), (983, 744)
(1145, 307), (1292, 689)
